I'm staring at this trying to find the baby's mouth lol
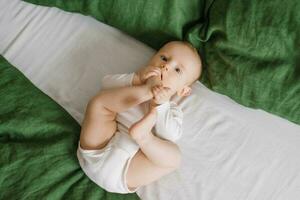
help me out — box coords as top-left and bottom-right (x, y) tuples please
(160, 73), (163, 81)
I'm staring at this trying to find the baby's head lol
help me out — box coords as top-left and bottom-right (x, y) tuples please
(147, 41), (202, 97)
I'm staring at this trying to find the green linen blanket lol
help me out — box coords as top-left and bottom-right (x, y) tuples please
(23, 0), (300, 125)
(0, 55), (140, 199)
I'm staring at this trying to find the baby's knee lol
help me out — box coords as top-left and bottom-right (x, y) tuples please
(87, 93), (110, 113)
(89, 91), (105, 105)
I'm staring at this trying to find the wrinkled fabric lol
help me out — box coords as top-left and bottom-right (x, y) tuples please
(195, 0), (300, 125)
(0, 55), (140, 200)
(23, 0), (300, 125)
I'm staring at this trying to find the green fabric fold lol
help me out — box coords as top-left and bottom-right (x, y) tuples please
(0, 55), (140, 199)
(200, 0), (300, 124)
(22, 0), (300, 124)
(23, 0), (207, 50)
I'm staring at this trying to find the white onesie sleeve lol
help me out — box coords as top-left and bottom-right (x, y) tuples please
(101, 73), (135, 90)
(154, 101), (183, 142)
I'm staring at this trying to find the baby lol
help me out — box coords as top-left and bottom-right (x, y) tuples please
(77, 41), (202, 194)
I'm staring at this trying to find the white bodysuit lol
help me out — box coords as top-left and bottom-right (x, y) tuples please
(77, 73), (183, 194)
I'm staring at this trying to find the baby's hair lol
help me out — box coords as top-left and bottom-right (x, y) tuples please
(181, 41), (203, 83)
(182, 41), (198, 54)
(161, 40), (203, 84)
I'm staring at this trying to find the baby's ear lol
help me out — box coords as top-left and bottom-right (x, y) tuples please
(177, 86), (192, 97)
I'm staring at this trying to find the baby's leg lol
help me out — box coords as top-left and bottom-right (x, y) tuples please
(80, 85), (153, 150)
(127, 110), (181, 189)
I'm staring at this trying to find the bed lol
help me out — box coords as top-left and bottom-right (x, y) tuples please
(1, 0), (300, 199)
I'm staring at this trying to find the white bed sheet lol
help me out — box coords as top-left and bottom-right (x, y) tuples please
(1, 1), (300, 199)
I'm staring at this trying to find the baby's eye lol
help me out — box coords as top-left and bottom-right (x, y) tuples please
(175, 67), (181, 73)
(160, 55), (168, 62)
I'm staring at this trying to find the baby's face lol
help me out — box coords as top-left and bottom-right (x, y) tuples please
(147, 41), (202, 97)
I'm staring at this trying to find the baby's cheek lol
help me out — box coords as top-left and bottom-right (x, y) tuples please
(166, 76), (177, 86)
(162, 79), (170, 87)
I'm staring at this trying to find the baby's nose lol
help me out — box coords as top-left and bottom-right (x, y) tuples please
(160, 64), (168, 71)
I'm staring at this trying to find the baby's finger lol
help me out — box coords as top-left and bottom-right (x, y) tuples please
(151, 69), (161, 76)
(160, 86), (170, 93)
(144, 71), (158, 79)
(160, 92), (169, 100)
(154, 88), (162, 97)
(151, 66), (161, 71)
(151, 87), (156, 94)
(155, 85), (162, 90)
(159, 86), (167, 93)
(161, 89), (169, 96)
(153, 92), (160, 101)
(151, 85), (157, 91)
(152, 87), (159, 96)
(152, 66), (161, 72)
(166, 87), (172, 93)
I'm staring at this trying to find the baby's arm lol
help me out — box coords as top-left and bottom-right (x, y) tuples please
(149, 85), (183, 142)
(153, 102), (183, 142)
(129, 104), (181, 169)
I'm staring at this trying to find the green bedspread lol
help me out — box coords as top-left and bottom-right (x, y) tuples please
(23, 0), (300, 125)
(0, 55), (140, 199)
(1, 0), (300, 198)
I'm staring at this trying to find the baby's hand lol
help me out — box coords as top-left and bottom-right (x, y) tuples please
(151, 85), (173, 105)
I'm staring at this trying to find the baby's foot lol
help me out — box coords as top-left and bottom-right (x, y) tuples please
(129, 109), (157, 145)
(146, 74), (162, 88)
